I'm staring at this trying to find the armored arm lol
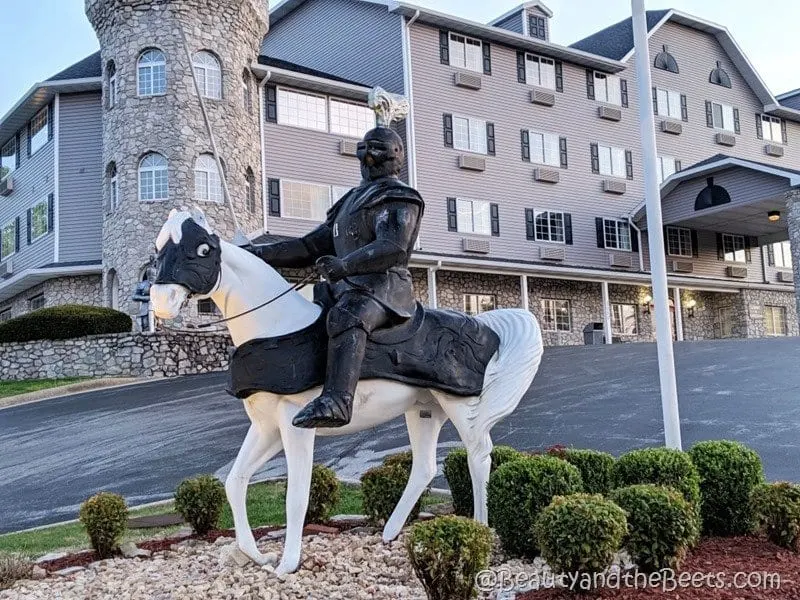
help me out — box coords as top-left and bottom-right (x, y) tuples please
(248, 223), (334, 268)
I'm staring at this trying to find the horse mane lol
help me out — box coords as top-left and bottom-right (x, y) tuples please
(155, 208), (213, 251)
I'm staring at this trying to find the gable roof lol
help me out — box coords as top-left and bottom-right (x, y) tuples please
(488, 1), (553, 26)
(258, 56), (368, 87)
(47, 51), (102, 81)
(570, 10), (669, 60)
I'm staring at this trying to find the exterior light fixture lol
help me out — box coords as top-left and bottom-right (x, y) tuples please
(685, 298), (697, 318)
(642, 294), (653, 315)
(768, 210), (781, 222)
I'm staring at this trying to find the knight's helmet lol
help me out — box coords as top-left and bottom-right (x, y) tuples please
(357, 88), (410, 181)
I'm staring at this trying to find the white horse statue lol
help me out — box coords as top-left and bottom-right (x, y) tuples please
(150, 208), (543, 574)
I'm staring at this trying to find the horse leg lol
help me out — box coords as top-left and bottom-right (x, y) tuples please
(275, 399), (316, 575)
(382, 405), (447, 542)
(225, 422), (282, 564)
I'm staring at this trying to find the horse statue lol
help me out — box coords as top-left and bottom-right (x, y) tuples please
(150, 207), (543, 574)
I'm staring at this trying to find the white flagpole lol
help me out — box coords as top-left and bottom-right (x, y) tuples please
(631, 0), (682, 449)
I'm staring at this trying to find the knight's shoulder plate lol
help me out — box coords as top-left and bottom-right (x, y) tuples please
(365, 180), (424, 212)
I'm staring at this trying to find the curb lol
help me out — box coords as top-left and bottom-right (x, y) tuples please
(0, 377), (163, 410)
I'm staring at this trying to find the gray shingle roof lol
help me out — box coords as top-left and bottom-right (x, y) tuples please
(681, 153), (800, 177)
(569, 10), (670, 60)
(47, 51), (102, 81)
(257, 56), (368, 87)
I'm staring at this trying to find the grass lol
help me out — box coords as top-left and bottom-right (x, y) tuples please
(0, 481), (447, 558)
(0, 378), (91, 399)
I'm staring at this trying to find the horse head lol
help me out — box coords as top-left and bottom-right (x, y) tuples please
(151, 207), (222, 319)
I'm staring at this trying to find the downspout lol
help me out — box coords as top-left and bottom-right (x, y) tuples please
(401, 10), (420, 188)
(628, 218), (645, 272)
(258, 71), (272, 234)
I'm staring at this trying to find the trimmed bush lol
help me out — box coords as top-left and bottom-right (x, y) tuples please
(610, 484), (696, 572)
(535, 494), (627, 588)
(0, 304), (131, 343)
(361, 463), (422, 525)
(305, 464), (340, 524)
(750, 482), (800, 551)
(613, 448), (701, 507)
(444, 446), (524, 517)
(558, 449), (615, 495)
(0, 554), (32, 591)
(406, 516), (493, 600)
(383, 450), (414, 472)
(174, 475), (227, 535)
(689, 440), (764, 536)
(79, 492), (128, 558)
(487, 455), (582, 558)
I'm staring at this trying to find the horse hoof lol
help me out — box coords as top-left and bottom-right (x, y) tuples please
(275, 561), (298, 576)
(382, 526), (401, 543)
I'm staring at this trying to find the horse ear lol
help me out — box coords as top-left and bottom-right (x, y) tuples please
(190, 205), (212, 232)
(168, 208), (179, 219)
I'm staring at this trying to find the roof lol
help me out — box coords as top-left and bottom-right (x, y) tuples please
(270, 0), (388, 27)
(570, 10), (670, 60)
(252, 233), (293, 244)
(488, 1), (553, 26)
(47, 51), (102, 81)
(257, 56), (369, 87)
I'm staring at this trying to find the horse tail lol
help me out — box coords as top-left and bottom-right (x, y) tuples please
(474, 308), (544, 431)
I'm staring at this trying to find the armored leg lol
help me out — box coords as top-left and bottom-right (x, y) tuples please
(292, 294), (390, 429)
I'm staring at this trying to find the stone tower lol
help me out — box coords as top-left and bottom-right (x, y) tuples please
(85, 0), (268, 320)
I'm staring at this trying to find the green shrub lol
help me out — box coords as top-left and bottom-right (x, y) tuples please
(174, 475), (227, 535)
(79, 492), (129, 558)
(0, 554), (32, 591)
(406, 516), (493, 600)
(535, 494), (627, 588)
(613, 448), (701, 507)
(750, 482), (800, 551)
(305, 464), (340, 524)
(610, 484), (696, 572)
(444, 446), (524, 517)
(361, 463), (423, 525)
(487, 455), (582, 558)
(0, 304), (131, 343)
(558, 449), (615, 495)
(383, 451), (413, 472)
(689, 440), (764, 536)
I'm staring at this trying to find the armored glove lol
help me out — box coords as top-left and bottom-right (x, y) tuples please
(316, 255), (349, 282)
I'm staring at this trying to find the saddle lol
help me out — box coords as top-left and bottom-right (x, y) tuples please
(227, 285), (501, 399)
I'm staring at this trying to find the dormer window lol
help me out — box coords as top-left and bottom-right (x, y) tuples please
(709, 61), (732, 88)
(529, 15), (546, 39)
(653, 45), (679, 73)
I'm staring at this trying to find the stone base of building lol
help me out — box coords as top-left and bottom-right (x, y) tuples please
(0, 275), (103, 322)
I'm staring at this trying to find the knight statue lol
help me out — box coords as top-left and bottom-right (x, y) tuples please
(245, 89), (423, 429)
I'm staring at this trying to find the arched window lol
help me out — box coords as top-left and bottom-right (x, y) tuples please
(242, 69), (252, 113)
(195, 154), (223, 203)
(193, 51), (222, 99)
(107, 161), (118, 211)
(106, 60), (117, 108)
(245, 167), (256, 212)
(137, 49), (166, 96)
(653, 45), (678, 74)
(709, 61), (731, 88)
(138, 153), (169, 201)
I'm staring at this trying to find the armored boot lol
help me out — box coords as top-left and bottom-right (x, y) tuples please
(292, 327), (367, 428)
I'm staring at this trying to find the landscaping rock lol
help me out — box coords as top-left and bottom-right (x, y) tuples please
(259, 528), (286, 541)
(30, 566), (47, 580)
(53, 566), (85, 577)
(218, 544), (251, 568)
(120, 541), (152, 559)
(329, 514), (367, 524)
(35, 552), (67, 564)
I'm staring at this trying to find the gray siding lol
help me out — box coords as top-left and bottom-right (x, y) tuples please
(58, 92), (103, 263)
(262, 0), (405, 94)
(525, 7), (550, 41)
(493, 11), (524, 35)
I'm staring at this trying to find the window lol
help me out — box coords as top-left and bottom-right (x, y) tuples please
(594, 72), (621, 105)
(138, 152), (169, 201)
(276, 89), (327, 132)
(463, 294), (496, 316)
(194, 154), (223, 203)
(541, 299), (571, 331)
(719, 307), (735, 338)
(453, 116), (487, 154)
(764, 305), (788, 336)
(1, 137), (16, 180)
(137, 49), (166, 96)
(197, 298), (219, 315)
(108, 162), (118, 212)
(0, 220), (15, 260)
(658, 155), (677, 184)
(245, 168), (256, 213)
(28, 294), (45, 311)
(29, 107), (49, 155)
(598, 144), (626, 178)
(525, 54), (555, 89)
(281, 180), (337, 221)
(528, 131), (559, 166)
(771, 241), (792, 269)
(612, 304), (638, 334)
(761, 115), (783, 143)
(655, 88), (681, 118)
(604, 219), (631, 251)
(722, 233), (746, 263)
(242, 71), (252, 113)
(30, 199), (49, 241)
(107, 61), (117, 108)
(711, 102), (735, 132)
(329, 99), (376, 139)
(666, 226), (692, 258)
(192, 51), (222, 100)
(456, 198), (491, 236)
(0, 308), (11, 323)
(449, 33), (482, 72)
(529, 15), (546, 39)
(534, 211), (565, 243)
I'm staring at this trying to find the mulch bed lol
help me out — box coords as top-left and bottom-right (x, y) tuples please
(519, 536), (800, 600)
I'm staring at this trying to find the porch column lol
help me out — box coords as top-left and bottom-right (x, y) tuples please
(427, 267), (438, 309)
(672, 287), (684, 341)
(520, 275), (529, 311)
(786, 189), (800, 325)
(601, 281), (613, 344)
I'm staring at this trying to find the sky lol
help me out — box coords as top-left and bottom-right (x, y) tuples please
(2, 0), (799, 118)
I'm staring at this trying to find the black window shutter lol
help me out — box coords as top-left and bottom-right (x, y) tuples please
(265, 85), (277, 123)
(482, 43), (491, 75)
(652, 87), (658, 115)
(662, 225), (670, 255)
(680, 94), (688, 122)
(47, 193), (54, 231)
(490, 203), (500, 237)
(525, 208), (535, 239)
(767, 243), (775, 266)
(267, 178), (281, 217)
(691, 230), (699, 258)
(439, 30), (450, 65)
(559, 137), (568, 168)
(486, 122), (496, 156)
(755, 114), (763, 139)
(47, 103), (54, 141)
(625, 150), (633, 180)
(620, 79), (629, 107)
(733, 108), (740, 134)
(595, 217), (605, 248)
(520, 129), (530, 161)
(564, 213), (573, 245)
(781, 119), (788, 144)
(716, 233), (724, 260)
(675, 160), (682, 172)
(590, 143), (599, 173)
(631, 224), (639, 252)
(26, 123), (31, 157)
(14, 217), (20, 253)
(26, 209), (32, 244)
(14, 132), (20, 169)
(705, 101), (713, 128)
(443, 114), (453, 148)
(446, 197), (457, 231)
(744, 236), (752, 263)
(555, 61), (563, 92)
(516, 52), (526, 83)
(585, 69), (595, 100)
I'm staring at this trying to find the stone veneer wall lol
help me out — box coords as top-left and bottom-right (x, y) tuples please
(741, 288), (798, 338)
(0, 332), (232, 381)
(0, 275), (103, 321)
(436, 271), (523, 311)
